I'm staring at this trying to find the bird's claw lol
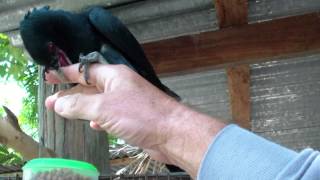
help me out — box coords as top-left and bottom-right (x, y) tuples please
(79, 62), (91, 85)
(78, 53), (85, 73)
(79, 51), (107, 85)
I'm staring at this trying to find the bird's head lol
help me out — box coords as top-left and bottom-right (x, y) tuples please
(20, 6), (75, 71)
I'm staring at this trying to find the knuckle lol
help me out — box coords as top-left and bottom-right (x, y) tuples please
(116, 65), (135, 79)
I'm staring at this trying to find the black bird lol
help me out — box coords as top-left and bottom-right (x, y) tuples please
(20, 6), (182, 172)
(20, 6), (180, 100)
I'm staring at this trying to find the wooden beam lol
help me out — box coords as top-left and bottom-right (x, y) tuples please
(143, 13), (320, 75)
(214, 0), (251, 129)
(215, 0), (248, 28)
(226, 65), (251, 129)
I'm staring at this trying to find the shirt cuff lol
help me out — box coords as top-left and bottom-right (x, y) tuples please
(197, 124), (298, 180)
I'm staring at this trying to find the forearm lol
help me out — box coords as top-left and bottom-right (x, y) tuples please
(158, 101), (225, 178)
(156, 100), (320, 180)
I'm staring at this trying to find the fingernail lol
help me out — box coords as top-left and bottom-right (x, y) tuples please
(45, 96), (54, 109)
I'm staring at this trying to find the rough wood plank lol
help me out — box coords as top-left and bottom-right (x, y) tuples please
(226, 65), (251, 129)
(215, 0), (248, 28)
(143, 13), (320, 75)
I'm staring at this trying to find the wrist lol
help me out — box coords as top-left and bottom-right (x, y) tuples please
(159, 101), (225, 177)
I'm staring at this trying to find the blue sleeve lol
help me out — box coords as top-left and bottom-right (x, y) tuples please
(197, 125), (320, 180)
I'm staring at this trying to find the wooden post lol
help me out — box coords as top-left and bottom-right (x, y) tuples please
(214, 0), (251, 129)
(215, 0), (248, 28)
(38, 67), (110, 174)
(226, 65), (251, 129)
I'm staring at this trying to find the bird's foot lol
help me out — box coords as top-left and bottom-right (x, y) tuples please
(79, 51), (108, 85)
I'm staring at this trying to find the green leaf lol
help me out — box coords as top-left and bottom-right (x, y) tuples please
(0, 145), (9, 154)
(0, 33), (37, 164)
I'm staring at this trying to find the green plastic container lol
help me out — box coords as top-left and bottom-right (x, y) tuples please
(22, 158), (99, 180)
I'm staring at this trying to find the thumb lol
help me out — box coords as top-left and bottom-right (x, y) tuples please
(54, 93), (103, 121)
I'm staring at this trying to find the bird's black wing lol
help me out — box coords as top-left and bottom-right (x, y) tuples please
(88, 7), (160, 84)
(89, 7), (180, 100)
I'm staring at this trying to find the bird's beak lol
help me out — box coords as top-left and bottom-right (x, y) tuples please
(56, 48), (72, 67)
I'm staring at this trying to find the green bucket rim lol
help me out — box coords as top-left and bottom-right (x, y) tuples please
(22, 158), (99, 173)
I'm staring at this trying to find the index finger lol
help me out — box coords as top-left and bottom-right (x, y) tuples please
(46, 63), (115, 87)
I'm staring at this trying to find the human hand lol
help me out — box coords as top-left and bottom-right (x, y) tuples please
(45, 63), (225, 177)
(45, 63), (180, 163)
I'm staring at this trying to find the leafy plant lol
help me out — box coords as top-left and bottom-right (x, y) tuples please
(0, 145), (23, 165)
(0, 108), (4, 117)
(0, 33), (38, 165)
(0, 33), (38, 129)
